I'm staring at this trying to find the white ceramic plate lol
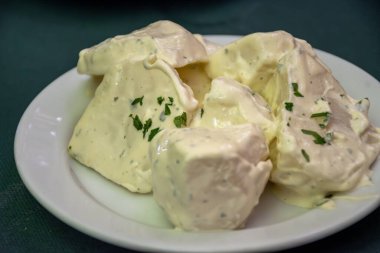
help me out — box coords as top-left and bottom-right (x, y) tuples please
(14, 35), (380, 252)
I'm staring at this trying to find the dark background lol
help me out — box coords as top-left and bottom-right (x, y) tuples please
(1, 0), (380, 252)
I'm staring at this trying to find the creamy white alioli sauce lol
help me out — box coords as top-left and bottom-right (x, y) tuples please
(150, 124), (272, 231)
(190, 76), (276, 143)
(77, 20), (208, 75)
(69, 21), (380, 230)
(207, 31), (380, 208)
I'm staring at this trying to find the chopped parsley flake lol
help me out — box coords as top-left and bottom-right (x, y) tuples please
(131, 96), (144, 106)
(174, 112), (187, 128)
(200, 108), (204, 118)
(142, 119), (152, 138)
(284, 102), (294, 112)
(311, 112), (330, 129)
(129, 114), (143, 130)
(301, 149), (310, 162)
(159, 97), (174, 116)
(291, 82), (304, 97)
(311, 112), (330, 119)
(157, 96), (164, 105)
(301, 129), (326, 145)
(164, 104), (171, 115)
(148, 127), (161, 142)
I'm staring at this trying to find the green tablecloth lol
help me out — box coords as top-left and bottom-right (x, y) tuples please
(1, 0), (379, 252)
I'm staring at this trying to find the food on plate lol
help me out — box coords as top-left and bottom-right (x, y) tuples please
(77, 20), (208, 75)
(69, 20), (380, 229)
(190, 76), (276, 143)
(176, 63), (211, 104)
(207, 31), (380, 207)
(68, 55), (198, 193)
(206, 31), (295, 111)
(150, 124), (272, 231)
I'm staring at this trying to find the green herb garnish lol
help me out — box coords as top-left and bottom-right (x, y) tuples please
(164, 104), (171, 115)
(157, 96), (164, 105)
(284, 102), (294, 112)
(131, 96), (144, 106)
(142, 119), (152, 138)
(174, 112), (187, 128)
(301, 149), (310, 162)
(291, 82), (304, 97)
(129, 114), (143, 130)
(168, 97), (174, 105)
(200, 108), (204, 118)
(301, 129), (326, 145)
(148, 127), (161, 142)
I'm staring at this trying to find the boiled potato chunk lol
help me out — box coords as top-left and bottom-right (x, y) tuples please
(69, 56), (198, 193)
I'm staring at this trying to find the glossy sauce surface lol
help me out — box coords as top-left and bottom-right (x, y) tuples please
(69, 21), (380, 230)
(207, 31), (380, 207)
